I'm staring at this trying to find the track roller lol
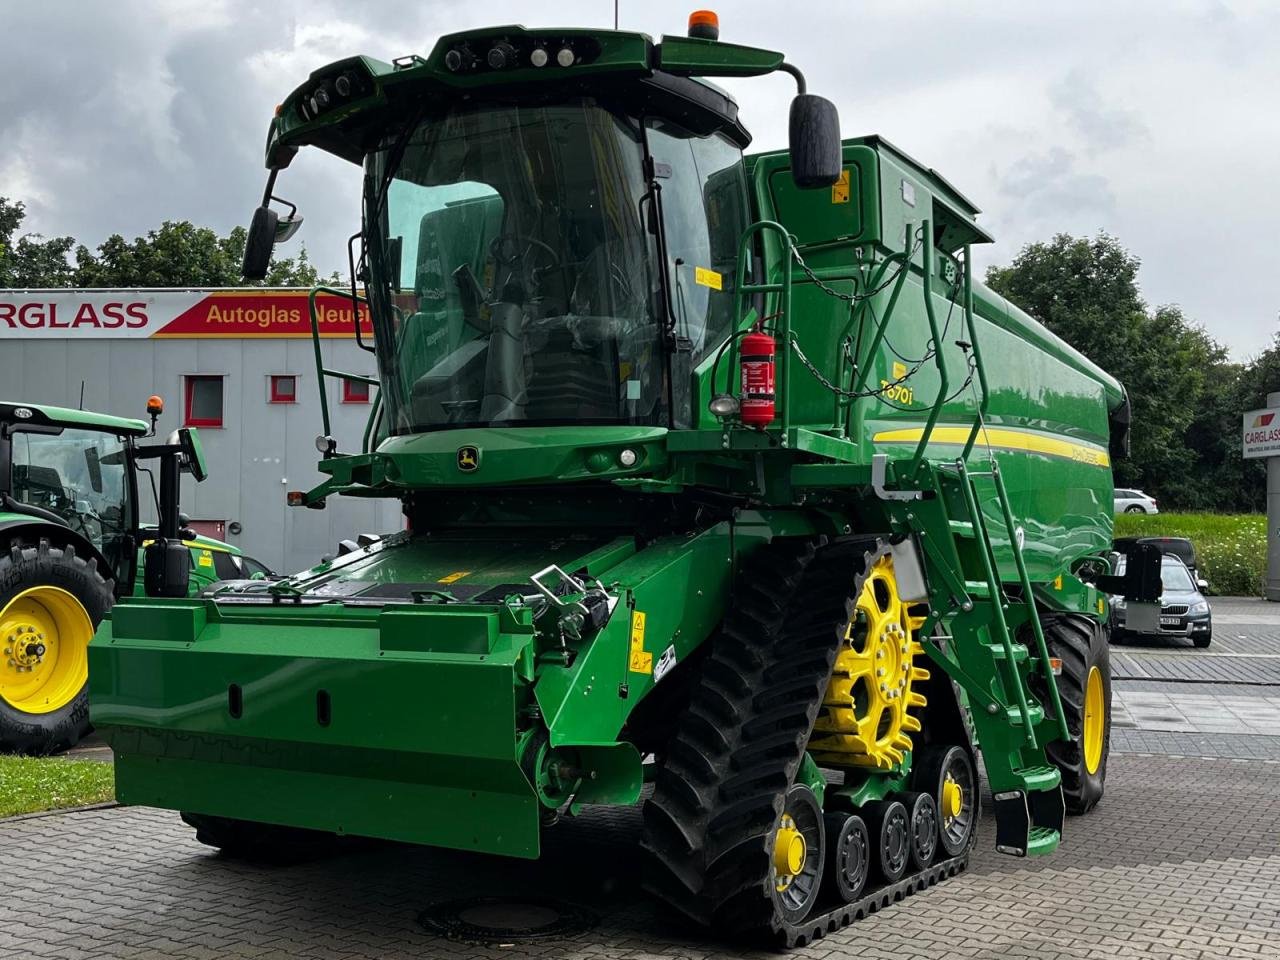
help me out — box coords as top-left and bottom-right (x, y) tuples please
(912, 744), (977, 858)
(900, 791), (939, 870)
(822, 811), (870, 903)
(862, 798), (909, 883)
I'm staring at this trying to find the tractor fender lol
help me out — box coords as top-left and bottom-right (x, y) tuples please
(0, 516), (118, 592)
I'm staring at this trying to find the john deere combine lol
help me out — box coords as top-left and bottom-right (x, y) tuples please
(90, 13), (1157, 945)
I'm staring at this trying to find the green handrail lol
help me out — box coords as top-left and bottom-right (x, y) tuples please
(959, 248), (990, 461)
(307, 285), (379, 441)
(909, 219), (949, 476)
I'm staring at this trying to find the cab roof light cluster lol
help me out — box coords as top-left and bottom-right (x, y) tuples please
(443, 37), (597, 74)
(297, 69), (369, 123)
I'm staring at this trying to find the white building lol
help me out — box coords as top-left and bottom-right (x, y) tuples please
(0, 288), (401, 574)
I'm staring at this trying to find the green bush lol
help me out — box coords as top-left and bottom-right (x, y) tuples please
(1113, 512), (1265, 597)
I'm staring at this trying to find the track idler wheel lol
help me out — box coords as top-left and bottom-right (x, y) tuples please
(901, 791), (939, 870)
(913, 745), (978, 858)
(822, 811), (870, 903)
(863, 798), (909, 883)
(771, 784), (826, 924)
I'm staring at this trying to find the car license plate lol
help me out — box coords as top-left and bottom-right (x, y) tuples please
(1160, 616), (1182, 626)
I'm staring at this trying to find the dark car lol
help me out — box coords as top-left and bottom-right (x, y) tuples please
(1113, 536), (1199, 582)
(1110, 554), (1212, 648)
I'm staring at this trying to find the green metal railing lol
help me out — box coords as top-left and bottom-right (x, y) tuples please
(306, 285), (380, 451)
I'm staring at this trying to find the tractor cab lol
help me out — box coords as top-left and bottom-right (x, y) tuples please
(242, 21), (840, 454)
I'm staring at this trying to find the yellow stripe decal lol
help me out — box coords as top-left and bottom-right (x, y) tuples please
(872, 426), (1111, 468)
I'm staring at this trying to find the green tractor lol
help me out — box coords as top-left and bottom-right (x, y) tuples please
(89, 14), (1159, 945)
(0, 398), (216, 754)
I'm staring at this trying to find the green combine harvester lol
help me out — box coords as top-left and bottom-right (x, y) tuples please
(90, 13), (1159, 945)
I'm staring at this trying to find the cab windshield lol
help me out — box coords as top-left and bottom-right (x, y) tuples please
(365, 98), (666, 434)
(9, 427), (134, 582)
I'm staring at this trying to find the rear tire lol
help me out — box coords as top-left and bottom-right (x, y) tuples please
(1032, 613), (1110, 815)
(0, 537), (114, 755)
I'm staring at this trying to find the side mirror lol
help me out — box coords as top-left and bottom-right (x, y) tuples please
(242, 206), (278, 280)
(1197, 579), (1209, 592)
(84, 446), (103, 493)
(788, 94), (842, 189)
(177, 427), (208, 483)
(144, 540), (191, 598)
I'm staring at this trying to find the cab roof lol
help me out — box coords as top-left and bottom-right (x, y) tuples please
(0, 401), (149, 437)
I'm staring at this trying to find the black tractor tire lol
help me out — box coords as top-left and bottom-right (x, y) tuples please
(642, 537), (869, 941)
(181, 812), (341, 864)
(823, 811), (870, 904)
(1032, 613), (1110, 815)
(0, 537), (114, 755)
(901, 791), (939, 870)
(863, 798), (910, 883)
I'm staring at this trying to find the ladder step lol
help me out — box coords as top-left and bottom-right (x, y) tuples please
(1006, 703), (1045, 727)
(1014, 764), (1062, 793)
(986, 642), (1029, 662)
(948, 520), (975, 537)
(963, 580), (992, 598)
(1026, 827), (1061, 857)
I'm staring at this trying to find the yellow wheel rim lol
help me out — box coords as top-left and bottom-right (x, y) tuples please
(810, 553), (930, 770)
(942, 777), (963, 820)
(772, 812), (807, 890)
(0, 586), (93, 715)
(1083, 665), (1105, 775)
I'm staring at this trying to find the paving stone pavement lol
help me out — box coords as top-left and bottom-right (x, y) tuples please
(2, 752), (1278, 960)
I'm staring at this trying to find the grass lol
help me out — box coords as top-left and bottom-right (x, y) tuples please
(1113, 511), (1265, 597)
(0, 756), (115, 818)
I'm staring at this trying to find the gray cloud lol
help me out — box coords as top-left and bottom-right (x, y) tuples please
(1048, 70), (1149, 153)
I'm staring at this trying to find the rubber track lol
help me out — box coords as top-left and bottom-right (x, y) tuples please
(776, 847), (971, 949)
(641, 537), (877, 939)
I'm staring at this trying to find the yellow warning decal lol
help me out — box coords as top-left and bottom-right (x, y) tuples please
(831, 169), (851, 204)
(694, 267), (722, 290)
(629, 610), (653, 674)
(197, 551), (213, 568)
(438, 570), (470, 584)
(1053, 575), (1064, 591)
(892, 361), (908, 380)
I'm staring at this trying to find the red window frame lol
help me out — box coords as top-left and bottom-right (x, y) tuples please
(269, 374), (297, 404)
(184, 375), (224, 428)
(342, 379), (371, 404)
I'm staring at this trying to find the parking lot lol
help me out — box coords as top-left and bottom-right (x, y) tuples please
(3, 597), (1279, 960)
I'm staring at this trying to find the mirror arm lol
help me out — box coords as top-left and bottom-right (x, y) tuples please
(259, 168), (279, 207)
(777, 62), (807, 95)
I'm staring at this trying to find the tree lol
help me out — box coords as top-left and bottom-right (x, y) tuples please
(0, 197), (78, 287)
(986, 233), (1245, 510)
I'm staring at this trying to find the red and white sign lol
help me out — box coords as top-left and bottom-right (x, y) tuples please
(1243, 407), (1280, 459)
(0, 290), (372, 339)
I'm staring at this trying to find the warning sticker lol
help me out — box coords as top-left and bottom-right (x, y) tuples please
(629, 611), (653, 674)
(831, 169), (850, 204)
(197, 551), (213, 568)
(694, 267), (722, 290)
(438, 570), (470, 584)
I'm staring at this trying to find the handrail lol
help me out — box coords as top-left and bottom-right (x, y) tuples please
(959, 248), (990, 460)
(956, 458), (1038, 748)
(909, 219), (949, 477)
(991, 460), (1072, 742)
(307, 284), (378, 441)
(849, 222), (914, 397)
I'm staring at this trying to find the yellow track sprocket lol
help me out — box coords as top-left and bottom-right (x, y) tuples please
(809, 550), (930, 770)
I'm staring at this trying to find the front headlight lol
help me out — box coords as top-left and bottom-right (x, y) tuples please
(1111, 596), (1126, 611)
(1190, 600), (1209, 615)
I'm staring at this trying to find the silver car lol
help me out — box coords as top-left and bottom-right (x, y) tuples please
(1114, 488), (1158, 514)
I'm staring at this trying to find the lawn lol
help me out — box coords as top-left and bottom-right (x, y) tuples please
(1113, 511), (1265, 596)
(0, 756), (115, 818)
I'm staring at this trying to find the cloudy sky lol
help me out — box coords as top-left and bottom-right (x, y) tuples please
(3, 0), (1276, 358)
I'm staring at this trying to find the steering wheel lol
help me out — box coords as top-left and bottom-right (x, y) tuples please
(489, 233), (560, 298)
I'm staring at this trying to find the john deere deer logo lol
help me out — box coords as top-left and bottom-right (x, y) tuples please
(457, 446), (480, 472)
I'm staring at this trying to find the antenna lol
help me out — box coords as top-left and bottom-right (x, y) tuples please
(614, 0), (619, 28)
(79, 380), (85, 410)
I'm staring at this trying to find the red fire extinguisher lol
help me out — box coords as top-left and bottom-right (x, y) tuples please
(739, 328), (776, 427)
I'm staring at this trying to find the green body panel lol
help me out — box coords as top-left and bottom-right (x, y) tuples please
(91, 22), (1125, 862)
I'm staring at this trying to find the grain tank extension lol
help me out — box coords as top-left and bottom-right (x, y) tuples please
(90, 14), (1158, 946)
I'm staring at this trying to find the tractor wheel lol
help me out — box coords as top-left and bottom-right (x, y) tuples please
(911, 744), (978, 858)
(0, 537), (113, 755)
(181, 812), (340, 863)
(1032, 613), (1110, 815)
(863, 798), (909, 883)
(642, 537), (869, 940)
